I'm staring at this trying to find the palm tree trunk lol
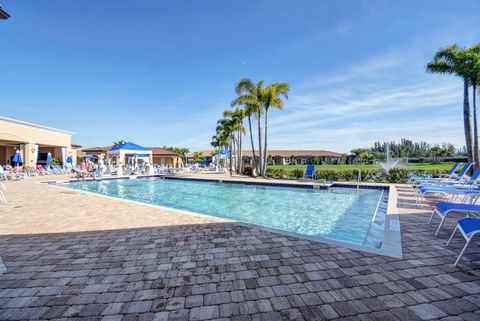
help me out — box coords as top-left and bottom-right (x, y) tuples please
(263, 108), (269, 175)
(473, 81), (478, 169)
(257, 111), (263, 176)
(463, 79), (474, 166)
(238, 129), (243, 174)
(247, 115), (257, 175)
(236, 131), (240, 174)
(229, 141), (233, 176)
(232, 136), (237, 174)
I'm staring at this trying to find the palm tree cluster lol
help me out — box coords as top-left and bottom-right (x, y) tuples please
(163, 146), (190, 164)
(427, 44), (480, 168)
(212, 78), (289, 176)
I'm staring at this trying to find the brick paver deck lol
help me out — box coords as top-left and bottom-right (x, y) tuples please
(1, 184), (480, 320)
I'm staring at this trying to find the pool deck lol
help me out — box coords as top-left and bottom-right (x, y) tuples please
(0, 174), (480, 320)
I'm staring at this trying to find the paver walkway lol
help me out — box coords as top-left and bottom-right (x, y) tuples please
(0, 181), (480, 320)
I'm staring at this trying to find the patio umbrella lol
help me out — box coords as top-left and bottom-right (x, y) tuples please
(12, 149), (22, 166)
(66, 154), (73, 165)
(82, 155), (97, 159)
(46, 152), (53, 164)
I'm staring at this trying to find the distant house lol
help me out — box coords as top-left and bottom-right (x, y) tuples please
(187, 149), (344, 165)
(242, 150), (344, 165)
(186, 150), (217, 163)
(81, 146), (182, 167)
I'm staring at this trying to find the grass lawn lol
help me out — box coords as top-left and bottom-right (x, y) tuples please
(268, 162), (455, 172)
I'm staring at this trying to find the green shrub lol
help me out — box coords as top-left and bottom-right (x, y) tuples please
(387, 168), (410, 183)
(51, 157), (61, 165)
(265, 168), (290, 179)
(341, 169), (358, 181)
(290, 168), (304, 179)
(315, 170), (340, 181)
(243, 166), (253, 176)
(265, 166), (446, 183)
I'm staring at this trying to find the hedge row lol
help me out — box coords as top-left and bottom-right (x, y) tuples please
(259, 167), (446, 183)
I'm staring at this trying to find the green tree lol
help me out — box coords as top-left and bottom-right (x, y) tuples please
(427, 44), (474, 165)
(260, 82), (289, 175)
(232, 79), (265, 175)
(212, 117), (237, 175)
(232, 78), (289, 176)
(223, 108), (247, 174)
(164, 147), (190, 164)
(462, 45), (480, 166)
(351, 148), (370, 163)
(267, 155), (274, 165)
(192, 151), (204, 163)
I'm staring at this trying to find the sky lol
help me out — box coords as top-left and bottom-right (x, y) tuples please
(1, 0), (479, 153)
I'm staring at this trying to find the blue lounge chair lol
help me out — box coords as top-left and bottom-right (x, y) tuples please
(411, 162), (462, 182)
(429, 202), (480, 236)
(416, 186), (480, 207)
(440, 162), (463, 178)
(418, 165), (480, 189)
(304, 165), (316, 180)
(415, 167), (480, 206)
(43, 165), (54, 175)
(446, 217), (480, 267)
(415, 162), (473, 186)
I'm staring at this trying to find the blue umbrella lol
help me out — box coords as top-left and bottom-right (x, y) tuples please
(12, 150), (22, 165)
(82, 155), (97, 159)
(46, 152), (53, 164)
(66, 154), (73, 164)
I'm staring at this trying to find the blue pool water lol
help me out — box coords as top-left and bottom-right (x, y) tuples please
(66, 178), (385, 245)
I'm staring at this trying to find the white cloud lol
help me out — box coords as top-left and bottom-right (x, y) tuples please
(260, 48), (466, 153)
(305, 51), (406, 87)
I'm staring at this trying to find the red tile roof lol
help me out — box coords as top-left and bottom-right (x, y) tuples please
(188, 150), (344, 158)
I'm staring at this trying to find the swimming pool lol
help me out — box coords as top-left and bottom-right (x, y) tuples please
(65, 177), (389, 247)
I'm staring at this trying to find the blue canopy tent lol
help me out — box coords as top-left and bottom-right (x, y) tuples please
(219, 150), (230, 156)
(106, 142), (153, 175)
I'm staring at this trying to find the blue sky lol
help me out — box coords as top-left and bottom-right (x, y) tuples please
(1, 1), (479, 153)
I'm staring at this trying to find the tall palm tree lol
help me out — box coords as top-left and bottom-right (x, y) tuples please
(223, 108), (246, 174)
(260, 82), (289, 175)
(232, 108), (246, 173)
(463, 45), (480, 166)
(213, 118), (235, 175)
(427, 44), (474, 166)
(232, 79), (265, 176)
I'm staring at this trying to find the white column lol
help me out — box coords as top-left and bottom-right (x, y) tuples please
(33, 144), (39, 164)
(19, 144), (25, 165)
(117, 151), (125, 175)
(61, 147), (67, 164)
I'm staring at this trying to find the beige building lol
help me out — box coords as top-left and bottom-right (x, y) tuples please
(0, 116), (79, 168)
